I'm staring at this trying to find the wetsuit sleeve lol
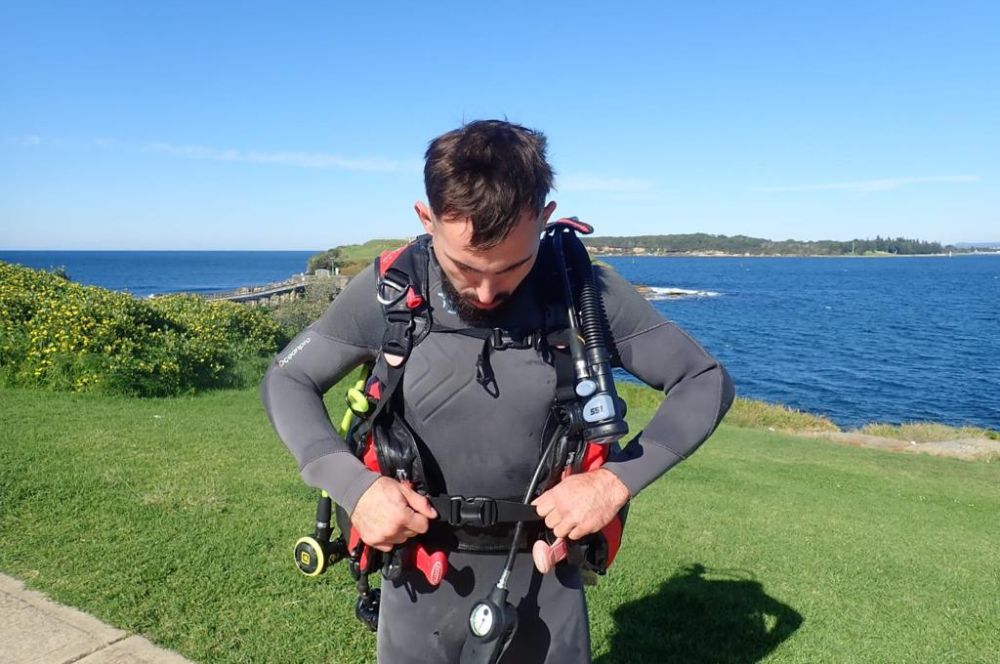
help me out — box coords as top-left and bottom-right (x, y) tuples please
(260, 264), (386, 515)
(594, 264), (735, 496)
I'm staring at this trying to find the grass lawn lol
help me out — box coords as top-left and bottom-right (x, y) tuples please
(1, 384), (997, 663)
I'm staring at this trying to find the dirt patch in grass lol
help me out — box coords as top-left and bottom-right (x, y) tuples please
(796, 431), (1000, 461)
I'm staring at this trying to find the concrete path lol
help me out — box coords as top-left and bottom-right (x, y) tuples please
(0, 574), (194, 664)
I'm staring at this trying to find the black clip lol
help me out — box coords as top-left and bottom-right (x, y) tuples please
(491, 328), (505, 350)
(447, 496), (498, 528)
(488, 328), (539, 351)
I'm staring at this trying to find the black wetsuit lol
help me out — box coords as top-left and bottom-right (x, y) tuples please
(261, 242), (734, 663)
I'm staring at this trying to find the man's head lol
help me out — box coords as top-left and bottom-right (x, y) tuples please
(415, 120), (557, 320)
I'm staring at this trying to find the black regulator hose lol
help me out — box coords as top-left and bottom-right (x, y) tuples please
(459, 432), (561, 664)
(558, 227), (629, 445)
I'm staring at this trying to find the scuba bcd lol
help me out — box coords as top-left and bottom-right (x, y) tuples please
(291, 218), (630, 653)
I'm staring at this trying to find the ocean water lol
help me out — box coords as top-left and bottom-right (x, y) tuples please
(605, 254), (1000, 431)
(0, 250), (315, 297)
(2, 250), (998, 430)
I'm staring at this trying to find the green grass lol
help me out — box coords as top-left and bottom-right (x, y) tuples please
(326, 239), (409, 276)
(2, 384), (998, 663)
(335, 239), (409, 263)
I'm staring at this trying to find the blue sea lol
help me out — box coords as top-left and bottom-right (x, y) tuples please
(603, 254), (1000, 431)
(0, 251), (316, 297)
(3, 250), (998, 431)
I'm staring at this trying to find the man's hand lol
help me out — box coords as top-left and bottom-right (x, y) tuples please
(351, 477), (437, 552)
(531, 468), (630, 541)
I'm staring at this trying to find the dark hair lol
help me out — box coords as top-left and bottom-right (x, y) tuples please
(424, 120), (554, 249)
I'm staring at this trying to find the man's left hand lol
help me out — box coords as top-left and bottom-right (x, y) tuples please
(531, 468), (630, 541)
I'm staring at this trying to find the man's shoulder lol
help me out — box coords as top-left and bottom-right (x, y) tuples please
(309, 263), (385, 345)
(593, 262), (638, 295)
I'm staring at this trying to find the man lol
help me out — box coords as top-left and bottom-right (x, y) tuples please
(262, 120), (734, 663)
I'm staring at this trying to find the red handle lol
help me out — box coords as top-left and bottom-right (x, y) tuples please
(413, 544), (447, 586)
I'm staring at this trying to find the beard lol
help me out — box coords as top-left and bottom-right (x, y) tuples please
(440, 274), (512, 326)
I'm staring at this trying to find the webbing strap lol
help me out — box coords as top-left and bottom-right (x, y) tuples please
(429, 324), (544, 350)
(352, 362), (404, 445)
(428, 495), (541, 528)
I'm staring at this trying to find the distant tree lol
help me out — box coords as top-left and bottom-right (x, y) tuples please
(307, 248), (342, 274)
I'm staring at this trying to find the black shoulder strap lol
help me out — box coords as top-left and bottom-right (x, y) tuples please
(353, 237), (434, 458)
(373, 236), (433, 367)
(541, 218), (622, 368)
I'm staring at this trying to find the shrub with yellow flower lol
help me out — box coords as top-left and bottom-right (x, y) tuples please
(0, 261), (285, 397)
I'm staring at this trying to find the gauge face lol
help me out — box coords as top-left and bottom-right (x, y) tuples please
(470, 603), (494, 637)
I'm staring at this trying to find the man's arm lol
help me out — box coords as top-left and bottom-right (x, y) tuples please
(261, 264), (438, 549)
(260, 266), (385, 515)
(597, 264), (735, 496)
(532, 264), (734, 544)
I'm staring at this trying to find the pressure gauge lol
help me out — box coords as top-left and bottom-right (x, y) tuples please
(470, 602), (495, 637)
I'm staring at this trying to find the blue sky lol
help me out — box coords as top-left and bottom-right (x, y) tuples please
(2, 1), (997, 249)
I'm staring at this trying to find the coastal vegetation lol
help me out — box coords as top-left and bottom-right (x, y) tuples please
(0, 261), (284, 397)
(859, 421), (1000, 442)
(584, 233), (955, 256)
(1, 381), (997, 663)
(267, 275), (342, 339)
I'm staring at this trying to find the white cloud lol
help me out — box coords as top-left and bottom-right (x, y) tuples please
(559, 174), (655, 193)
(750, 175), (981, 193)
(6, 134), (43, 146)
(144, 142), (420, 173)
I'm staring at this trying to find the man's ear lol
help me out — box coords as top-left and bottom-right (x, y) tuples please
(414, 201), (435, 235)
(540, 200), (558, 227)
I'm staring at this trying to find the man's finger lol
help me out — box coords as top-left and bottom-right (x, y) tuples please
(400, 483), (438, 519)
(531, 493), (554, 516)
(552, 521), (573, 539)
(401, 508), (431, 535)
(544, 510), (563, 531)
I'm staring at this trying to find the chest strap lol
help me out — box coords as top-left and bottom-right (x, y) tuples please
(427, 495), (541, 528)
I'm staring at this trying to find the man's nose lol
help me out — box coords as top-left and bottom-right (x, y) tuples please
(475, 279), (499, 304)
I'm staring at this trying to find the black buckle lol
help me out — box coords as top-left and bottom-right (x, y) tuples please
(447, 496), (497, 528)
(489, 329), (541, 351)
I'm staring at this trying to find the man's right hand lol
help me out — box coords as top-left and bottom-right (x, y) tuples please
(350, 477), (438, 552)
